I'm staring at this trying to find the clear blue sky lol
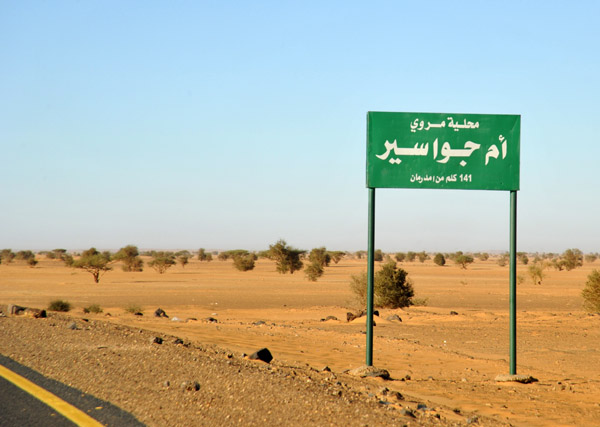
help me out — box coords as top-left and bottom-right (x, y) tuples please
(1, 1), (598, 253)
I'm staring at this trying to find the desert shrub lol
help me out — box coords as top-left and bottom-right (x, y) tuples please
(455, 255), (474, 269)
(148, 252), (176, 274)
(48, 299), (72, 312)
(177, 255), (189, 268)
(15, 250), (36, 261)
(405, 251), (416, 262)
(528, 263), (545, 285)
(1, 249), (15, 263)
(305, 262), (324, 281)
(433, 253), (446, 266)
(417, 251), (429, 263)
(478, 252), (490, 261)
(198, 248), (208, 261)
(395, 252), (406, 262)
(114, 245), (143, 272)
(585, 254), (598, 264)
(355, 251), (366, 259)
(582, 270), (600, 312)
(83, 304), (103, 314)
(125, 304), (143, 314)
(350, 261), (414, 309)
(561, 248), (583, 271)
(308, 248), (331, 267)
(517, 274), (526, 285)
(27, 258), (38, 267)
(373, 249), (383, 262)
(518, 253), (529, 265)
(411, 297), (429, 306)
(233, 254), (255, 271)
(497, 253), (509, 267)
(268, 240), (305, 274)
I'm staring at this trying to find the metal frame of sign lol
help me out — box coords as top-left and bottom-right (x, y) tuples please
(365, 111), (521, 375)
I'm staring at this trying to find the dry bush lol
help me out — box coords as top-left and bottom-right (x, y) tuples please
(582, 270), (600, 313)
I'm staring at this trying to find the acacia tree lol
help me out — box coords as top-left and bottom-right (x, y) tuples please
(268, 240), (305, 274)
(455, 254), (474, 269)
(72, 247), (112, 283)
(177, 255), (189, 268)
(113, 245), (143, 272)
(148, 252), (176, 274)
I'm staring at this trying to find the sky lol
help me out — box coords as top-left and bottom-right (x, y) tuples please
(1, 1), (599, 253)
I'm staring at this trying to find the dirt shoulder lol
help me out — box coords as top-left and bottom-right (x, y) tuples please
(0, 312), (493, 427)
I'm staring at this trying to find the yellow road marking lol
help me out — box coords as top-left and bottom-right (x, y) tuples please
(0, 364), (104, 426)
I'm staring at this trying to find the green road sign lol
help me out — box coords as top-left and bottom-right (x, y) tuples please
(367, 112), (520, 190)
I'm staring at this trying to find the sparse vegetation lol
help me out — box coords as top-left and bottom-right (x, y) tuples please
(304, 247), (330, 281)
(113, 245), (144, 272)
(497, 253), (509, 267)
(1, 249), (15, 263)
(411, 297), (429, 306)
(232, 253), (256, 272)
(395, 252), (405, 262)
(125, 304), (143, 314)
(454, 254), (474, 269)
(528, 263), (546, 285)
(582, 270), (600, 313)
(72, 248), (112, 283)
(177, 255), (189, 268)
(148, 252), (176, 274)
(268, 240), (305, 274)
(581, 270), (600, 313)
(417, 251), (429, 263)
(433, 253), (446, 266)
(350, 261), (414, 308)
(83, 304), (103, 314)
(48, 299), (72, 312)
(373, 249), (383, 262)
(405, 251), (416, 262)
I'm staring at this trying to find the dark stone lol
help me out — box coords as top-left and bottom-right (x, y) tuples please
(417, 403), (428, 410)
(248, 348), (273, 363)
(450, 311), (459, 315)
(152, 337), (163, 344)
(467, 416), (480, 424)
(154, 308), (169, 318)
(134, 312), (143, 316)
(346, 312), (357, 322)
(204, 317), (218, 323)
(173, 338), (184, 345)
(253, 320), (266, 326)
(320, 315), (338, 322)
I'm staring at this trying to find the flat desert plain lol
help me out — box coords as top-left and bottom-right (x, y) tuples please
(1, 256), (599, 426)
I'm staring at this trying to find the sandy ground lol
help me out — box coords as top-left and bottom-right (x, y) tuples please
(1, 256), (599, 426)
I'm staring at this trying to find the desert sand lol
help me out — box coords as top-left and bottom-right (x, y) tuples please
(1, 256), (599, 426)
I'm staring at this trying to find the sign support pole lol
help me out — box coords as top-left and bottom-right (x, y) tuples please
(366, 187), (375, 366)
(509, 190), (517, 375)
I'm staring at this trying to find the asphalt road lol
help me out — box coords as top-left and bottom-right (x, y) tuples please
(0, 354), (143, 426)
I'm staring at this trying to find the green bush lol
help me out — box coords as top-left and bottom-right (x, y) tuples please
(83, 304), (103, 314)
(582, 270), (600, 313)
(48, 299), (72, 312)
(233, 254), (255, 271)
(350, 261), (414, 309)
(433, 253), (446, 266)
(305, 262), (324, 281)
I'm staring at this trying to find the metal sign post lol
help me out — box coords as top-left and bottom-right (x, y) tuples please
(365, 111), (521, 372)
